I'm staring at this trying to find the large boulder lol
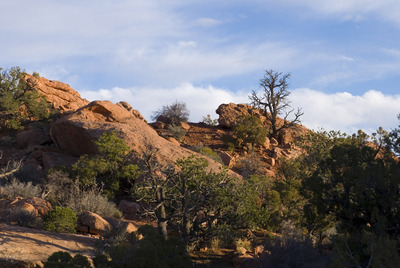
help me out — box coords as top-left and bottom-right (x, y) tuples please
(216, 103), (264, 128)
(0, 197), (52, 219)
(25, 74), (89, 114)
(50, 100), (238, 176)
(77, 211), (112, 236)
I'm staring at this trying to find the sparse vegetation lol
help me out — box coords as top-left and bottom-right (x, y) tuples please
(201, 114), (218, 126)
(0, 177), (42, 199)
(167, 124), (187, 141)
(250, 69), (303, 139)
(151, 101), (190, 125)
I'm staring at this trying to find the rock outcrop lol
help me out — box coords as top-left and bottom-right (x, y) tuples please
(216, 103), (264, 128)
(77, 211), (111, 236)
(25, 74), (89, 114)
(216, 103), (308, 145)
(50, 100), (239, 176)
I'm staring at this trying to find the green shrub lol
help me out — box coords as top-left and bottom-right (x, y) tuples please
(201, 114), (218, 126)
(72, 131), (140, 199)
(167, 124), (187, 141)
(190, 144), (223, 163)
(0, 66), (52, 130)
(44, 251), (91, 268)
(42, 206), (77, 233)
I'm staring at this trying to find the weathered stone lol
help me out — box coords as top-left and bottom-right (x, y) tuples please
(253, 245), (264, 255)
(270, 137), (279, 147)
(77, 211), (111, 236)
(179, 121), (191, 131)
(219, 151), (235, 168)
(236, 246), (248, 255)
(266, 157), (275, 166)
(25, 74), (89, 114)
(167, 137), (180, 146)
(119, 200), (141, 220)
(279, 128), (293, 146)
(262, 137), (270, 149)
(153, 121), (165, 129)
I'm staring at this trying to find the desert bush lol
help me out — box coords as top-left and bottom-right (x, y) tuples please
(167, 124), (187, 141)
(0, 177), (42, 199)
(190, 144), (223, 163)
(42, 206), (77, 233)
(235, 153), (265, 179)
(235, 238), (253, 252)
(151, 101), (190, 125)
(66, 186), (121, 218)
(44, 251), (91, 268)
(201, 114), (218, 126)
(44, 170), (121, 218)
(5, 207), (38, 228)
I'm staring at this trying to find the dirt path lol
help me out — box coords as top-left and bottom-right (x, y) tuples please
(0, 223), (98, 266)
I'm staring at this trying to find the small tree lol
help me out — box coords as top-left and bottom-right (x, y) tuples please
(233, 115), (267, 149)
(249, 69), (303, 140)
(0, 66), (52, 130)
(72, 130), (140, 199)
(151, 101), (190, 125)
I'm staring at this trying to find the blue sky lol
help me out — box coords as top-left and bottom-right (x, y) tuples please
(1, 0), (400, 134)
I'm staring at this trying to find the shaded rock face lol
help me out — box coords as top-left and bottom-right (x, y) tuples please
(50, 100), (238, 175)
(25, 74), (89, 114)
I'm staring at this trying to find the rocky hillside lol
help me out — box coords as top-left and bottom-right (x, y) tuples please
(0, 75), (310, 266)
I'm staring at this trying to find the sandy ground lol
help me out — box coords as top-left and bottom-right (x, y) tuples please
(0, 223), (98, 265)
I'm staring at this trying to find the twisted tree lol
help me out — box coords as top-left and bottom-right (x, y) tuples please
(249, 69), (303, 140)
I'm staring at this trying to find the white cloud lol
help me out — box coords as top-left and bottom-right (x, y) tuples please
(280, 0), (400, 26)
(291, 88), (400, 133)
(194, 18), (223, 27)
(81, 84), (400, 135)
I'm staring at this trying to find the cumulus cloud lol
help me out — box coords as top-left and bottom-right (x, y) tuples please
(291, 88), (400, 133)
(81, 84), (400, 135)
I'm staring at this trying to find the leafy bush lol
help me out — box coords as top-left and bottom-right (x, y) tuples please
(0, 66), (52, 130)
(201, 114), (218, 126)
(151, 101), (190, 125)
(44, 251), (91, 268)
(0, 177), (42, 199)
(42, 206), (77, 233)
(72, 131), (140, 199)
(167, 124), (187, 141)
(233, 115), (267, 148)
